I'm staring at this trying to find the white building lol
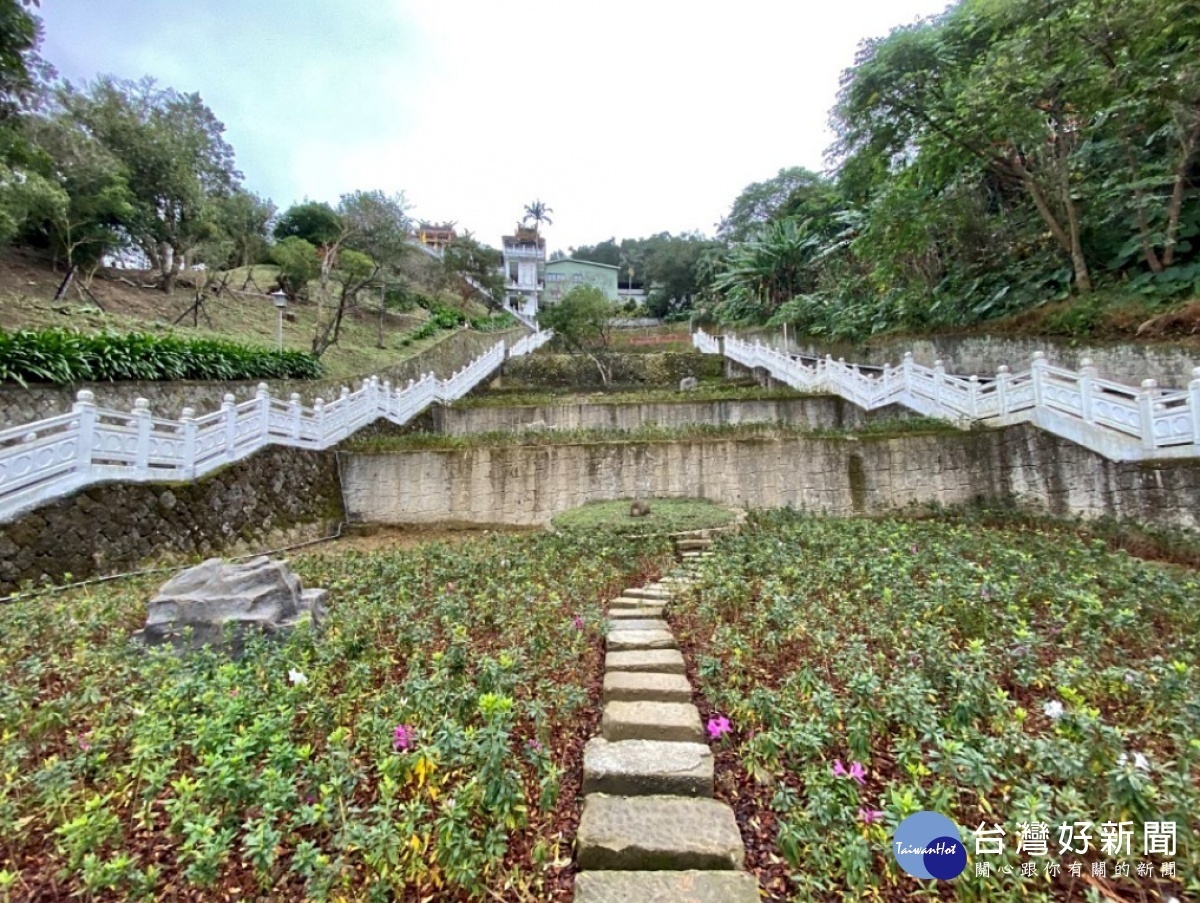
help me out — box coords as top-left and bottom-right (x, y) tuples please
(501, 226), (545, 320)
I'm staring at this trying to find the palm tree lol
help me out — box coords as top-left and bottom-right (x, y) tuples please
(521, 199), (554, 236)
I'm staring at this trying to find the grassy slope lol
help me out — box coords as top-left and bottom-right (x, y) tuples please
(0, 250), (498, 381)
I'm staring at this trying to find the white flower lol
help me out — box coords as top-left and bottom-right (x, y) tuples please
(288, 669), (308, 686)
(1117, 751), (1150, 772)
(1043, 700), (1064, 720)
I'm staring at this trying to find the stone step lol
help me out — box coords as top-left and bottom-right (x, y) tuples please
(603, 670), (692, 704)
(680, 551), (713, 560)
(606, 618), (669, 633)
(606, 649), (685, 674)
(602, 700), (703, 742)
(575, 871), (759, 903)
(607, 629), (677, 652)
(611, 596), (666, 610)
(583, 737), (712, 797)
(675, 538), (713, 552)
(576, 795), (745, 871)
(623, 587), (673, 601)
(608, 605), (664, 620)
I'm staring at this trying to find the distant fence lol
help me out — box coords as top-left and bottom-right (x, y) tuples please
(0, 331), (553, 523)
(695, 330), (1200, 463)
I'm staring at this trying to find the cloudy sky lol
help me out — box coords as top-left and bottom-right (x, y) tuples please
(41, 0), (949, 254)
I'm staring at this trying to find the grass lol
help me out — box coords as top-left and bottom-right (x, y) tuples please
(457, 383), (815, 408)
(344, 417), (956, 453)
(0, 258), (509, 382)
(672, 507), (1200, 901)
(551, 498), (736, 535)
(0, 529), (674, 901)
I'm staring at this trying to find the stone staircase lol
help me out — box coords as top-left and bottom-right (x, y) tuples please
(574, 536), (758, 902)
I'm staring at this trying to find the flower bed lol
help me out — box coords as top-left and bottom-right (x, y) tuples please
(0, 531), (670, 901)
(671, 510), (1198, 901)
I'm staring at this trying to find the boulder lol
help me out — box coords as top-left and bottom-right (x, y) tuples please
(140, 556), (327, 654)
(679, 376), (699, 391)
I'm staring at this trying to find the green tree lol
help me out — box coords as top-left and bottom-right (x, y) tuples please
(442, 232), (503, 307)
(273, 200), (342, 247)
(539, 284), (617, 385)
(269, 236), (320, 301)
(0, 0), (46, 123)
(718, 167), (839, 242)
(58, 76), (241, 292)
(213, 189), (274, 269)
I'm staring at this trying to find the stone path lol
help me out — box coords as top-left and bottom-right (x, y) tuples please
(575, 537), (760, 902)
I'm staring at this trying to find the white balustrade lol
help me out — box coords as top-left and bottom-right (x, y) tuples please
(0, 331), (553, 523)
(694, 329), (1200, 463)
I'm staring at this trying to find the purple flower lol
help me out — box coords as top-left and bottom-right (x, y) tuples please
(572, 616), (585, 630)
(706, 715), (731, 741)
(393, 723), (414, 751)
(848, 762), (867, 785)
(832, 759), (847, 777)
(77, 734), (91, 752)
(526, 739), (543, 753)
(859, 808), (885, 824)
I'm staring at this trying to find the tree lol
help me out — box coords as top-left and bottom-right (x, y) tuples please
(58, 76), (241, 292)
(211, 188), (273, 270)
(273, 200), (341, 247)
(718, 167), (838, 242)
(0, 0), (46, 123)
(522, 198), (553, 236)
(539, 284), (617, 385)
(442, 232), (503, 307)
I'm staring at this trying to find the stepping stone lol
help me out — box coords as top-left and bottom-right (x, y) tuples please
(606, 649), (685, 674)
(608, 606), (664, 620)
(583, 738), (713, 797)
(603, 671), (692, 704)
(611, 596), (666, 610)
(606, 618), (669, 633)
(676, 538), (713, 552)
(575, 870), (759, 903)
(623, 587), (673, 601)
(607, 629), (676, 651)
(576, 795), (745, 870)
(602, 700), (703, 742)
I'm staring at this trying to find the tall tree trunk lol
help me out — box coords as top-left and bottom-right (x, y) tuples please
(1127, 149), (1164, 272)
(1006, 155), (1092, 294)
(1164, 114), (1200, 267)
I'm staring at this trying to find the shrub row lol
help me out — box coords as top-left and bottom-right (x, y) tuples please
(0, 328), (323, 386)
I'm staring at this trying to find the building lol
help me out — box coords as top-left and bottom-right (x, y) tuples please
(543, 258), (620, 306)
(501, 226), (546, 319)
(416, 222), (456, 256)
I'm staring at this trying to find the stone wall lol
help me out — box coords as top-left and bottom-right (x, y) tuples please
(339, 425), (1200, 530)
(0, 444), (344, 594)
(497, 353), (724, 389)
(0, 326), (527, 426)
(433, 397), (908, 435)
(740, 329), (1200, 388)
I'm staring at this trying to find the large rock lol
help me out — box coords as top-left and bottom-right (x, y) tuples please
(602, 701), (703, 742)
(607, 629), (677, 651)
(605, 649), (685, 674)
(575, 871), (759, 903)
(604, 671), (693, 704)
(141, 556), (327, 653)
(576, 795), (745, 870)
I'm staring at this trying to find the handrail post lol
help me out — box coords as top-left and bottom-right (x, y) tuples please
(180, 407), (197, 479)
(313, 398), (326, 446)
(339, 387), (351, 439)
(1138, 379), (1158, 450)
(968, 376), (979, 420)
(289, 393), (303, 441)
(222, 393), (238, 462)
(1190, 367), (1200, 447)
(903, 353), (913, 401)
(133, 398), (151, 478)
(1078, 358), (1096, 424)
(996, 366), (1010, 416)
(72, 389), (97, 478)
(933, 360), (945, 411)
(1031, 352), (1046, 410)
(256, 382), (271, 443)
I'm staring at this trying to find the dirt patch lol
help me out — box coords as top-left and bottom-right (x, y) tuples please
(298, 523), (542, 556)
(1134, 299), (1200, 338)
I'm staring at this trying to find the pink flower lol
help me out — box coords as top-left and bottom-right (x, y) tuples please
(832, 759), (847, 777)
(526, 739), (543, 753)
(393, 723), (414, 751)
(848, 762), (867, 785)
(859, 808), (885, 824)
(572, 616), (585, 630)
(77, 735), (91, 752)
(706, 715), (731, 741)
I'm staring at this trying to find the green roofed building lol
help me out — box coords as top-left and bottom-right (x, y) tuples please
(544, 258), (620, 306)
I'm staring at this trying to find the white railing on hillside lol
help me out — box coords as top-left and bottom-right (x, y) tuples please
(0, 331), (553, 523)
(694, 330), (1200, 462)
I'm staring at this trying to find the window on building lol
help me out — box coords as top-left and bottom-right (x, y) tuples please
(572, 274), (583, 283)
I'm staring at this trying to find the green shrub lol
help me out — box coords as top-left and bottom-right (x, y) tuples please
(0, 328), (322, 386)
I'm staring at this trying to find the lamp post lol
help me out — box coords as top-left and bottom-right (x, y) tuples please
(269, 290), (288, 352)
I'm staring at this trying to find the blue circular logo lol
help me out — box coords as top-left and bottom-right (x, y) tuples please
(892, 811), (967, 880)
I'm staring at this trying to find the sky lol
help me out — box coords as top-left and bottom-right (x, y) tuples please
(40, 0), (951, 255)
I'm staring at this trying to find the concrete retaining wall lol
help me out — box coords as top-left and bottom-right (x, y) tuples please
(339, 424), (1200, 529)
(433, 397), (909, 435)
